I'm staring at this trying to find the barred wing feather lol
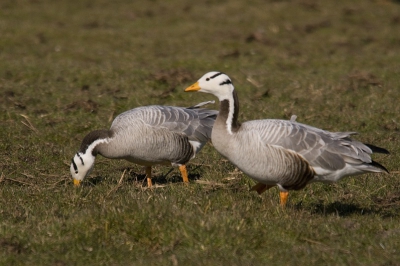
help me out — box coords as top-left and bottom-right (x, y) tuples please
(112, 105), (218, 143)
(241, 119), (380, 171)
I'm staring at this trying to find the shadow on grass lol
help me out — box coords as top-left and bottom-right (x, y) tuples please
(0, 236), (25, 255)
(124, 170), (201, 186)
(305, 201), (374, 216)
(84, 166), (202, 187)
(296, 201), (400, 218)
(86, 175), (105, 186)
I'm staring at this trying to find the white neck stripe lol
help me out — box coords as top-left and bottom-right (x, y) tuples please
(85, 138), (110, 155)
(226, 94), (235, 135)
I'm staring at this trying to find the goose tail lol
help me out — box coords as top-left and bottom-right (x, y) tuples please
(365, 144), (390, 155)
(369, 160), (389, 173)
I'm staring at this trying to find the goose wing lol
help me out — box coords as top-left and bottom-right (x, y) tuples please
(241, 119), (377, 171)
(113, 105), (218, 143)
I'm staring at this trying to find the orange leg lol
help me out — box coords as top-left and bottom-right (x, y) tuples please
(250, 182), (274, 195)
(280, 191), (289, 207)
(146, 166), (152, 187)
(179, 165), (189, 183)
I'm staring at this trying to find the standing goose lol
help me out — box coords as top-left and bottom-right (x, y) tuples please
(70, 101), (218, 187)
(185, 71), (389, 206)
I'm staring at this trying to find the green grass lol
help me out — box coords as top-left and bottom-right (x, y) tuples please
(1, 0), (400, 265)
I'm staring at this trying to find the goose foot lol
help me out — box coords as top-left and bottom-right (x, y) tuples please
(179, 165), (189, 184)
(279, 191), (289, 207)
(146, 166), (153, 187)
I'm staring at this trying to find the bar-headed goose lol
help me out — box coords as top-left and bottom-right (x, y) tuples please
(185, 72), (389, 206)
(70, 101), (218, 187)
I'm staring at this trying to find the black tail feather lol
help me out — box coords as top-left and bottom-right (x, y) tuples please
(365, 144), (390, 154)
(370, 160), (389, 173)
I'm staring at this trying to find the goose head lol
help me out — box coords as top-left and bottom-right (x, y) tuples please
(185, 72), (234, 101)
(70, 130), (110, 186)
(70, 151), (95, 186)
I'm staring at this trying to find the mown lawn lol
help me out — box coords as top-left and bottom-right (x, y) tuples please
(1, 0), (400, 265)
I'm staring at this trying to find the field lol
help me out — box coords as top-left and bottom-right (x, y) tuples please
(1, 0), (400, 265)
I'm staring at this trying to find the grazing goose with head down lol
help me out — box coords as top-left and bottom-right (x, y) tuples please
(70, 101), (218, 187)
(185, 71), (389, 206)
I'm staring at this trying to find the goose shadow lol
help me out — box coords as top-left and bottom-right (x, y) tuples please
(303, 201), (373, 216)
(122, 166), (202, 186)
(295, 201), (399, 218)
(83, 166), (202, 187)
(84, 175), (105, 186)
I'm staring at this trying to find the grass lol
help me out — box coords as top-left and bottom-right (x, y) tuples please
(1, 0), (400, 265)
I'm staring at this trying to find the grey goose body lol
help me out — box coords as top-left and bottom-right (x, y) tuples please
(70, 102), (218, 186)
(185, 72), (388, 206)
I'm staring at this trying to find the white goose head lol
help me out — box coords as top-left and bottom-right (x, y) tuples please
(70, 130), (110, 186)
(185, 72), (240, 135)
(185, 72), (234, 101)
(70, 151), (96, 186)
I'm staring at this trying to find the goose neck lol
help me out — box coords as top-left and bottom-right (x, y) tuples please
(218, 89), (241, 134)
(80, 129), (112, 156)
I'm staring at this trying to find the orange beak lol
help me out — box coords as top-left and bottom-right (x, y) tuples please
(184, 82), (200, 92)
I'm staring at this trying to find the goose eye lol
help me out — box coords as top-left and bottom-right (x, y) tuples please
(206, 78), (210, 81)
